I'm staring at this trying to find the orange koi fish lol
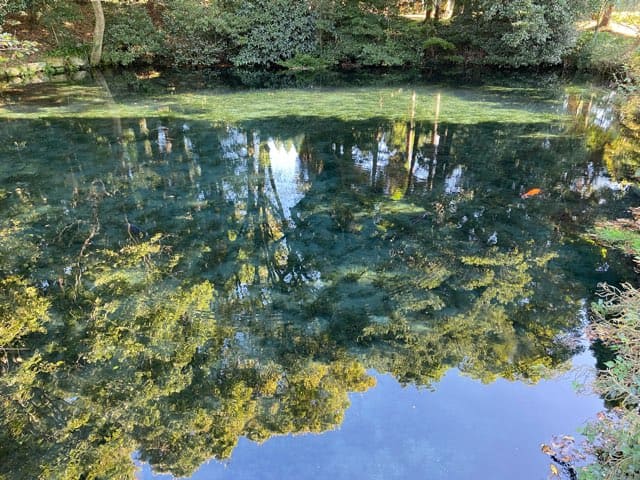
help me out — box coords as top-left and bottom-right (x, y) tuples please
(521, 188), (542, 199)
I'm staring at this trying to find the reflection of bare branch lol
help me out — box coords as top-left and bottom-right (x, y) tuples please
(79, 224), (99, 259)
(54, 220), (83, 244)
(91, 179), (113, 197)
(266, 160), (287, 225)
(74, 222), (100, 295)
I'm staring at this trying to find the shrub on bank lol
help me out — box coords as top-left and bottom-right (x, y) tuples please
(228, 0), (317, 67)
(159, 0), (237, 67)
(580, 282), (640, 479)
(583, 127), (640, 476)
(442, 0), (577, 68)
(568, 31), (640, 81)
(102, 3), (164, 67)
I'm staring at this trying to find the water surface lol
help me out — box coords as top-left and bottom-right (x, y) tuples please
(0, 72), (628, 479)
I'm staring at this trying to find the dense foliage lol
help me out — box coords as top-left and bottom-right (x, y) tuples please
(102, 3), (164, 66)
(229, 0), (317, 66)
(445, 0), (578, 67)
(577, 282), (640, 479)
(0, 0), (588, 69)
(580, 108), (640, 478)
(158, 0), (233, 67)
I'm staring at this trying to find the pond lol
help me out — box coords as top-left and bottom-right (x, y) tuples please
(0, 71), (632, 479)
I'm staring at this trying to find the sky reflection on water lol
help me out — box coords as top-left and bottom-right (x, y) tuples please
(139, 359), (601, 480)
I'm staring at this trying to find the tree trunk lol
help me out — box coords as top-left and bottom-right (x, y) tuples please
(424, 0), (433, 22)
(434, 0), (441, 21)
(596, 3), (614, 30)
(436, 0), (452, 20)
(453, 0), (474, 17)
(443, 0), (454, 19)
(452, 0), (464, 17)
(90, 0), (105, 67)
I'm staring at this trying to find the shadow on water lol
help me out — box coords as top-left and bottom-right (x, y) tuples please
(0, 72), (634, 479)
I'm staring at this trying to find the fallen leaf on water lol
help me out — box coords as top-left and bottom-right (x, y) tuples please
(550, 464), (559, 476)
(541, 444), (554, 455)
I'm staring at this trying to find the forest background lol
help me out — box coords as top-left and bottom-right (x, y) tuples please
(0, 0), (637, 75)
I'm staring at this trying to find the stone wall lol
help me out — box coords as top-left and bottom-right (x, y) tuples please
(0, 55), (89, 82)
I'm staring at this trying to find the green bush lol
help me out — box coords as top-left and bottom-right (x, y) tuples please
(0, 31), (38, 62)
(445, 0), (578, 67)
(34, 0), (83, 50)
(422, 36), (456, 64)
(160, 0), (234, 67)
(627, 52), (640, 85)
(103, 3), (164, 66)
(617, 49), (640, 88)
(1, 0), (85, 56)
(278, 53), (333, 70)
(46, 43), (90, 60)
(229, 0), (318, 67)
(317, 2), (423, 67)
(569, 31), (640, 78)
(0, 0), (42, 25)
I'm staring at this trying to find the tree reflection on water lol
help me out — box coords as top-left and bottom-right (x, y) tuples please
(0, 77), (629, 479)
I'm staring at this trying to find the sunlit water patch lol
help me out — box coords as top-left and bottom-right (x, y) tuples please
(0, 72), (632, 480)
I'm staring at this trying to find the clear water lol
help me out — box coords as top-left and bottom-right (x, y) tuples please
(0, 71), (629, 479)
